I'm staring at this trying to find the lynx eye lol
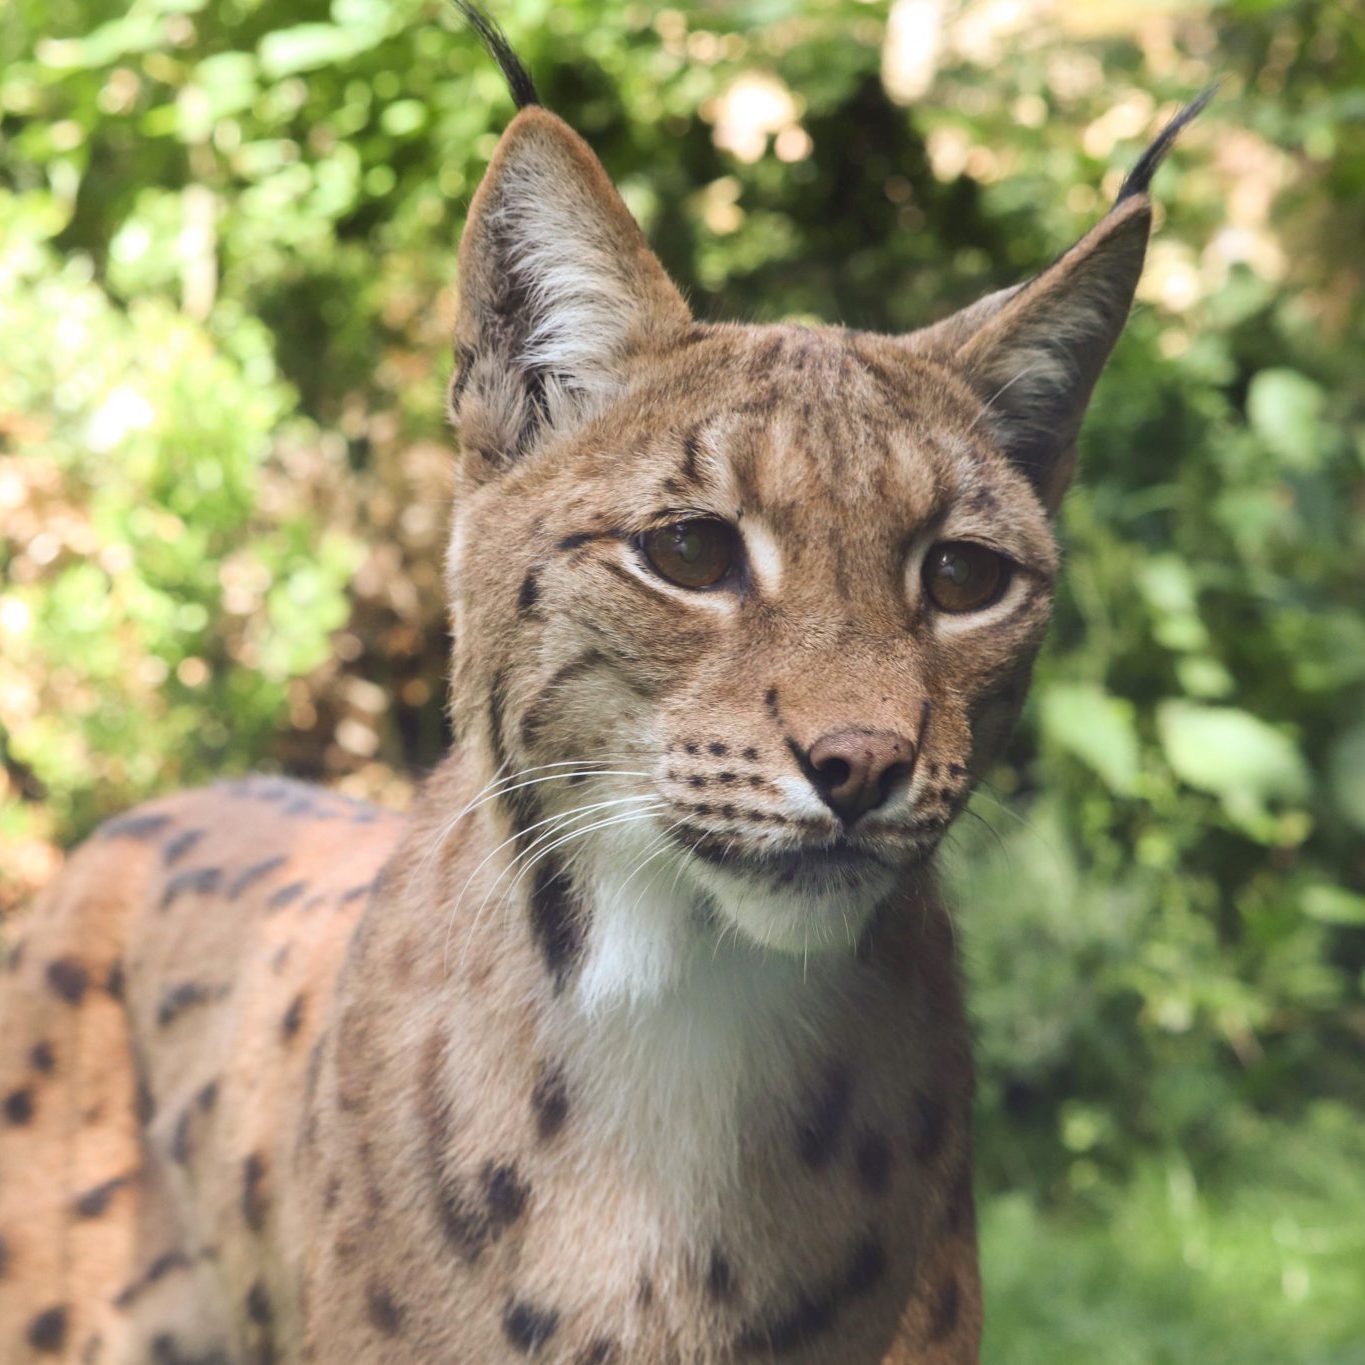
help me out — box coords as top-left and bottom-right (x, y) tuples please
(923, 541), (1013, 613)
(639, 519), (738, 590)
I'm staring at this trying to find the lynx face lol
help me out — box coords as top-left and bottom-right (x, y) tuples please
(450, 323), (1059, 958)
(444, 84), (1195, 983)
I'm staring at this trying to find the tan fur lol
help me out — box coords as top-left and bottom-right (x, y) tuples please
(0, 88), (1184, 1362)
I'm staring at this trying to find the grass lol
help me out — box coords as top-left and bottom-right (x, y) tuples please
(980, 1104), (1365, 1364)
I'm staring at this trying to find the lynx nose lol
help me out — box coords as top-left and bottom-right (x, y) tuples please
(806, 729), (917, 824)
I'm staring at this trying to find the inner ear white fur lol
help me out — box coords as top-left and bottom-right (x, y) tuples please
(494, 147), (648, 392)
(453, 109), (690, 468)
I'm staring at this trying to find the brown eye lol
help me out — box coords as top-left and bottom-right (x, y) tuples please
(923, 541), (1012, 613)
(640, 519), (738, 590)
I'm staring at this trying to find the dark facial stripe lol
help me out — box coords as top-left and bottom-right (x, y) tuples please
(518, 567), (542, 615)
(557, 528), (625, 553)
(681, 425), (704, 484)
(529, 856), (585, 994)
(489, 669), (590, 993)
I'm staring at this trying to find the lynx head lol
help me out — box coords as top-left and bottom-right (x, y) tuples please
(444, 9), (1207, 994)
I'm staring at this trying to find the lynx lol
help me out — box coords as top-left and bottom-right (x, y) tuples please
(0, 9), (1207, 1362)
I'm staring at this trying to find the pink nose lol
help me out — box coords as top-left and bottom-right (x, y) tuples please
(805, 729), (917, 823)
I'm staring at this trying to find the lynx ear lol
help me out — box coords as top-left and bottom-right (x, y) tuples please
(909, 201), (1151, 510)
(908, 89), (1213, 512)
(451, 106), (690, 474)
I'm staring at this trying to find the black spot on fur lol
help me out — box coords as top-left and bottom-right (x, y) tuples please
(112, 1251), (191, 1310)
(708, 742), (728, 756)
(5, 1088), (34, 1125)
(102, 811), (173, 842)
(46, 957), (88, 1004)
(844, 1235), (886, 1296)
(742, 747), (759, 761)
(158, 981), (213, 1028)
(503, 1300), (560, 1354)
(246, 1281), (272, 1326)
(529, 856), (584, 992)
(160, 865), (222, 911)
(227, 855), (288, 900)
(367, 1284), (403, 1336)
(148, 1250), (190, 1284)
(75, 1174), (130, 1218)
(433, 1173), (488, 1262)
(796, 1066), (853, 1168)
(707, 1248), (736, 1302)
(105, 960), (125, 999)
(736, 1231), (886, 1356)
(909, 1092), (948, 1164)
(281, 993), (306, 1041)
(30, 1040), (55, 1074)
(946, 1163), (975, 1235)
(171, 1109), (194, 1165)
(926, 1272), (961, 1342)
(854, 1130), (893, 1195)
(483, 1161), (530, 1228)
(532, 1064), (570, 1140)
(149, 1334), (229, 1365)
(242, 1152), (268, 1232)
(340, 881), (375, 905)
(266, 880), (307, 912)
(163, 827), (206, 866)
(27, 1305), (67, 1353)
(737, 1290), (835, 1355)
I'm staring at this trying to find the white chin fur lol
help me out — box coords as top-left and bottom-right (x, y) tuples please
(688, 858), (893, 955)
(572, 818), (889, 1012)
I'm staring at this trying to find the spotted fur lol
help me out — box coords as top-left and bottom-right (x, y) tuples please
(0, 17), (1207, 1361)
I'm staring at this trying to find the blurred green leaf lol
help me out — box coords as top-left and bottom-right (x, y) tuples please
(1157, 701), (1311, 834)
(1327, 722), (1365, 832)
(1247, 368), (1329, 471)
(1040, 682), (1141, 796)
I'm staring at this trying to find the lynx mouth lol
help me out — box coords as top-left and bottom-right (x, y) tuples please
(679, 832), (889, 889)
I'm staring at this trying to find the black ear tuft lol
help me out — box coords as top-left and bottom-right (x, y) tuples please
(451, 0), (540, 110)
(1116, 84), (1216, 203)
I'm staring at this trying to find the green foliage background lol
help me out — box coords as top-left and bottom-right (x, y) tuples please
(2, 1), (1363, 1358)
